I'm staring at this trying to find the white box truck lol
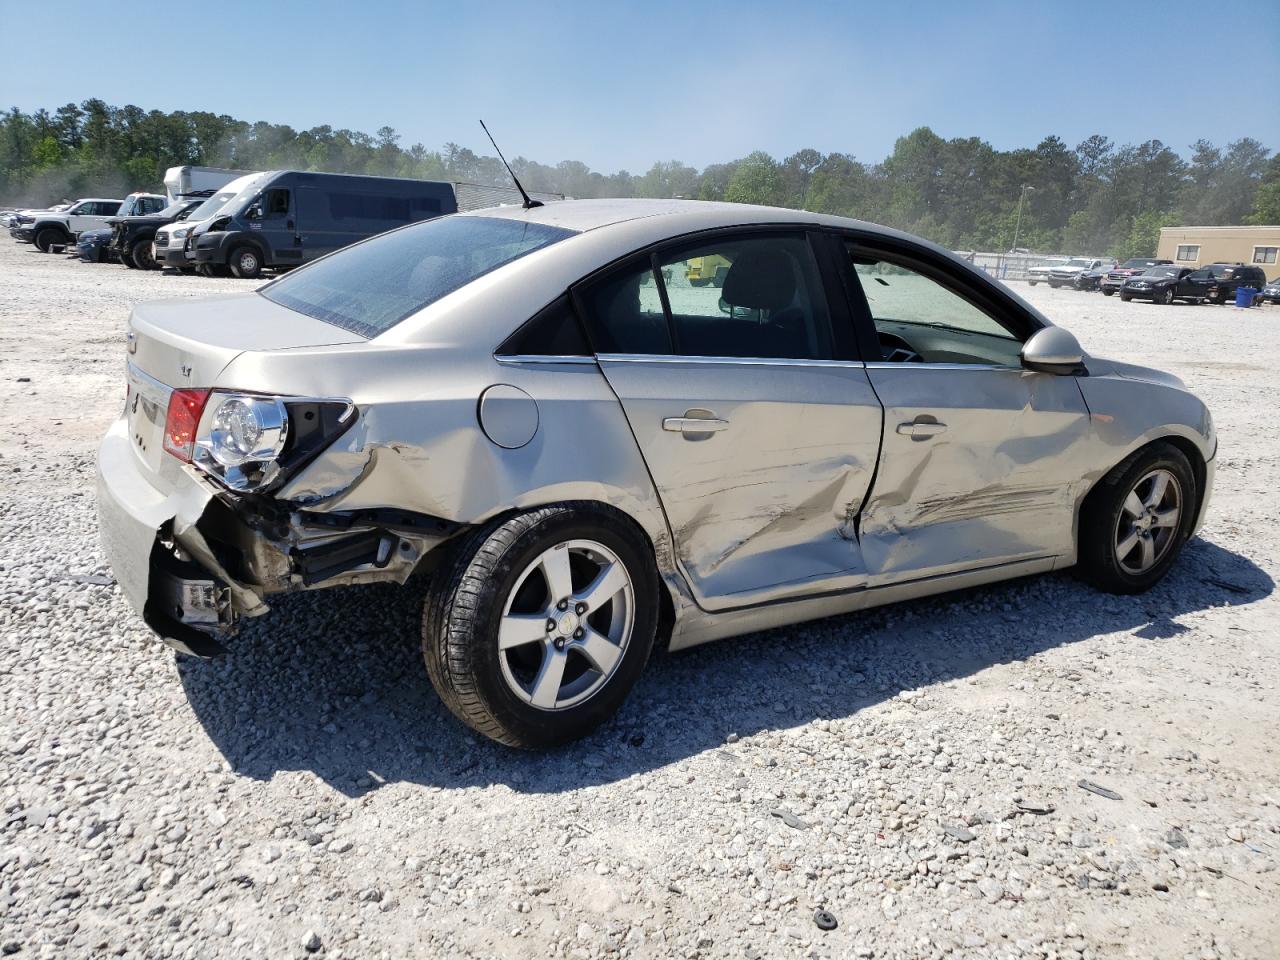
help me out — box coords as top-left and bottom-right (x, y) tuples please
(163, 166), (255, 203)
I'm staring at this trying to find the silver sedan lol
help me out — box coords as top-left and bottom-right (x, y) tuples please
(97, 200), (1215, 747)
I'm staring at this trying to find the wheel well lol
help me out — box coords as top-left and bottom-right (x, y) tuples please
(34, 221), (69, 237)
(1083, 435), (1207, 518)
(427, 499), (679, 650)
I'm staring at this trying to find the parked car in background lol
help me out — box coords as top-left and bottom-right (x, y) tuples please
(1, 200), (70, 228)
(111, 195), (208, 269)
(153, 173), (270, 272)
(1048, 257), (1115, 289)
(187, 170), (459, 278)
(76, 227), (117, 263)
(163, 165), (254, 204)
(97, 199), (1215, 748)
(1027, 256), (1070, 285)
(1190, 263), (1268, 304)
(1259, 278), (1280, 304)
(1073, 265), (1109, 291)
(13, 194), (165, 251)
(1120, 265), (1206, 304)
(1101, 258), (1172, 296)
(10, 198), (124, 249)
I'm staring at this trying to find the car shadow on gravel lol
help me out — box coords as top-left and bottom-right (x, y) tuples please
(176, 537), (1271, 796)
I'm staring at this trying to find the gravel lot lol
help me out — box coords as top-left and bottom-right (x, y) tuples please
(2, 239), (1278, 960)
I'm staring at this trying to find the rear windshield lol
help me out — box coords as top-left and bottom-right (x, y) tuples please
(261, 216), (577, 337)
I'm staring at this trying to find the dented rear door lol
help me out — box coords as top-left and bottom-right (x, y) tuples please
(598, 356), (882, 611)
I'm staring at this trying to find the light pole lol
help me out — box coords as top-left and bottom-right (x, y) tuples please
(1010, 184), (1034, 253)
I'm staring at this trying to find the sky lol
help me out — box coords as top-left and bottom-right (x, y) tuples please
(2, 0), (1277, 172)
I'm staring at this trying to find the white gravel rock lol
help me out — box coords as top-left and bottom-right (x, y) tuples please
(0, 245), (1278, 957)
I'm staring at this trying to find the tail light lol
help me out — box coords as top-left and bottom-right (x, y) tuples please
(161, 388), (355, 493)
(162, 389), (210, 462)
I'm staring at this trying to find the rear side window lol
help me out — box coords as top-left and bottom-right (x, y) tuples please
(577, 257), (672, 354)
(577, 233), (833, 360)
(496, 295), (591, 356)
(261, 216), (576, 338)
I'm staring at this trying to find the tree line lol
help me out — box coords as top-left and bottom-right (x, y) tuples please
(3, 100), (1277, 258)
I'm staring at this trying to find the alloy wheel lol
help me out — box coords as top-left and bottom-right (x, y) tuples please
(497, 540), (634, 711)
(1113, 469), (1182, 574)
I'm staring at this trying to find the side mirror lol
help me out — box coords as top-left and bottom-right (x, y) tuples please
(1021, 326), (1085, 375)
(247, 203), (263, 220)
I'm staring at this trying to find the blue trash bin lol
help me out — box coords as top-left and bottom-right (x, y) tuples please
(1236, 286), (1257, 307)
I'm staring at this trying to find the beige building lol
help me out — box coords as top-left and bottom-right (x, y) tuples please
(1157, 225), (1280, 277)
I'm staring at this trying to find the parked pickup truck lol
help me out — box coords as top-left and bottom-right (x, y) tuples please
(110, 196), (209, 269)
(12, 193), (165, 251)
(1026, 256), (1070, 286)
(1048, 257), (1115, 289)
(1100, 258), (1172, 296)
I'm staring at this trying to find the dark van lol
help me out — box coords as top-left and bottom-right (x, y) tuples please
(189, 171), (459, 278)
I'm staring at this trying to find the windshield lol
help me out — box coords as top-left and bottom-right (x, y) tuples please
(155, 200), (191, 218)
(261, 216), (577, 338)
(1123, 259), (1157, 269)
(1064, 258), (1092, 268)
(184, 189), (240, 222)
(1141, 266), (1179, 278)
(1206, 264), (1233, 277)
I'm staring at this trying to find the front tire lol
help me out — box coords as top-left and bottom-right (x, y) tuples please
(1120, 293), (1132, 302)
(1102, 289), (1115, 296)
(229, 246), (262, 279)
(422, 504), (660, 749)
(1076, 442), (1197, 594)
(34, 227), (66, 252)
(1160, 287), (1174, 305)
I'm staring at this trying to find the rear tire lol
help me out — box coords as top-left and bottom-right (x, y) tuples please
(422, 503), (659, 749)
(121, 250), (137, 269)
(229, 246), (262, 279)
(1076, 442), (1197, 595)
(1028, 280), (1038, 286)
(1102, 289), (1114, 296)
(34, 227), (66, 253)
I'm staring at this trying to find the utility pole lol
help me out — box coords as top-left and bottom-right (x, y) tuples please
(1010, 184), (1033, 253)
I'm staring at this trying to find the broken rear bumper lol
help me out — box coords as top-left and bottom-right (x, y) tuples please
(97, 417), (234, 656)
(97, 416), (463, 658)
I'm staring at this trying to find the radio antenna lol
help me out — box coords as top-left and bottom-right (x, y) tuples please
(479, 119), (542, 209)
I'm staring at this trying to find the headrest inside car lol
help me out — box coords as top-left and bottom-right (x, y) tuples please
(721, 249), (797, 312)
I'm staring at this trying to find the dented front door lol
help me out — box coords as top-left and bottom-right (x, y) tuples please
(858, 364), (1091, 584)
(597, 357), (882, 611)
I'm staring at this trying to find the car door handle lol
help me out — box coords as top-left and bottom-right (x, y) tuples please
(897, 418), (947, 440)
(663, 416), (729, 435)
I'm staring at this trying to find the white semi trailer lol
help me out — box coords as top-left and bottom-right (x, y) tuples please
(162, 166), (255, 203)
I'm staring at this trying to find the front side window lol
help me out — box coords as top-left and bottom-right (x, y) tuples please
(261, 215), (576, 338)
(263, 189), (290, 217)
(1253, 246), (1278, 265)
(1176, 244), (1200, 262)
(844, 245), (1024, 367)
(578, 233), (833, 361)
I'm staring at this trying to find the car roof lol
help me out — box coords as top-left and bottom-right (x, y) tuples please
(379, 198), (1055, 346)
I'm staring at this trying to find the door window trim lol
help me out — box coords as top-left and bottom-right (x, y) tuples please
(829, 229), (1045, 365)
(569, 225), (860, 364)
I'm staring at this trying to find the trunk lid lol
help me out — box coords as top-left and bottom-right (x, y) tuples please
(125, 292), (365, 477)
